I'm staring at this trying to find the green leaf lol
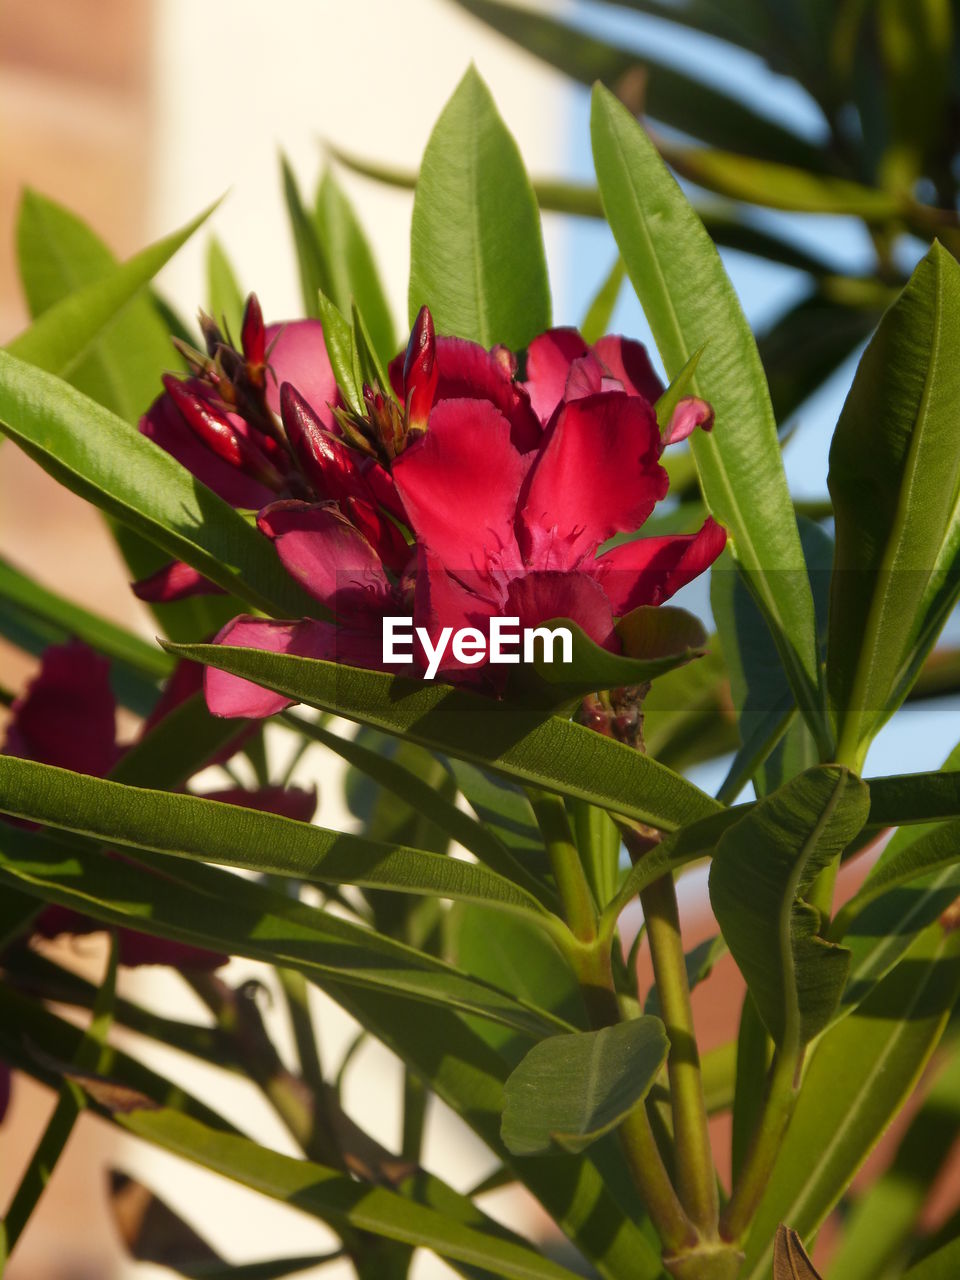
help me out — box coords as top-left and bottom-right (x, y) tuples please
(285, 713), (549, 903)
(281, 156), (331, 320)
(0, 755), (551, 925)
(827, 243), (960, 768)
(206, 236), (245, 338)
(708, 766), (870, 1050)
(7, 200), (214, 377)
(731, 993), (772, 1183)
(740, 923), (960, 1279)
(15, 189), (180, 423)
(315, 169), (396, 365)
(827, 1038), (960, 1280)
(451, 0), (826, 168)
(109, 691), (245, 791)
(0, 821), (566, 1040)
(501, 1019), (669, 1155)
(523, 608), (708, 703)
(316, 290), (363, 411)
(591, 83), (829, 754)
(903, 1237), (960, 1280)
(166, 641), (723, 831)
(663, 145), (901, 218)
(581, 255), (626, 344)
(102, 1107), (587, 1280)
(867, 767), (960, 827)
(0, 350), (317, 620)
(0, 937), (116, 1257)
(409, 66), (550, 349)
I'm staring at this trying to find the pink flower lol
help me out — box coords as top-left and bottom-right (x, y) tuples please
(2, 642), (316, 966)
(201, 308), (725, 716)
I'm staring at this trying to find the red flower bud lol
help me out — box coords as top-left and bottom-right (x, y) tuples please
(344, 495), (412, 575)
(163, 376), (284, 490)
(241, 293), (266, 368)
(280, 383), (370, 501)
(403, 305), (438, 433)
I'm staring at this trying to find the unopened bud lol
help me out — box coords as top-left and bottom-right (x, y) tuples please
(403, 305), (438, 432)
(164, 375), (284, 489)
(241, 293), (267, 369)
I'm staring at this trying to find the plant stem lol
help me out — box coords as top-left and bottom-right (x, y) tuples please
(527, 788), (597, 942)
(721, 1047), (799, 1242)
(639, 869), (720, 1237)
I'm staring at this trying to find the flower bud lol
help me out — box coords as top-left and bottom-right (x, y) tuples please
(402, 305), (438, 433)
(163, 376), (284, 489)
(281, 383), (368, 500)
(241, 293), (267, 369)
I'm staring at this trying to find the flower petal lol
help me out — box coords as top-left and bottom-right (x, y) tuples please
(593, 335), (664, 403)
(518, 392), (667, 571)
(393, 398), (528, 577)
(264, 320), (338, 425)
(663, 396), (715, 445)
(140, 385), (275, 509)
(4, 642), (117, 777)
(204, 616), (340, 718)
(257, 501), (394, 617)
(505, 571), (617, 650)
(590, 517), (728, 613)
(523, 328), (590, 423)
(413, 546), (499, 681)
(435, 337), (541, 451)
(132, 561), (225, 604)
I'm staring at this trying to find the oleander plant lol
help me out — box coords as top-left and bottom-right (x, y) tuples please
(1, 60), (960, 1280)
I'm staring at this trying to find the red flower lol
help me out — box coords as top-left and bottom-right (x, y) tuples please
(2, 642), (316, 966)
(202, 310), (725, 716)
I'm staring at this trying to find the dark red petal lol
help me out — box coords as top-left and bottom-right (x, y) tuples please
(403, 305), (439, 431)
(257, 501), (394, 616)
(3, 642), (117, 777)
(593, 335), (664, 403)
(132, 561), (226, 603)
(518, 392), (668, 571)
(162, 375), (283, 488)
(505, 571), (617, 650)
(589, 517), (728, 613)
(204, 616), (341, 719)
(392, 398), (527, 577)
(140, 386), (274, 509)
(435, 337), (541, 451)
(343, 495), (412, 576)
(264, 320), (339, 423)
(523, 328), (590, 423)
(413, 546), (499, 680)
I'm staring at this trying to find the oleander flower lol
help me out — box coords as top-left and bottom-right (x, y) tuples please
(201, 307), (725, 715)
(1, 642), (315, 964)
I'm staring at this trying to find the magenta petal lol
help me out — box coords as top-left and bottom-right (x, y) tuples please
(393, 398), (528, 577)
(506, 571), (617, 650)
(257, 500), (393, 617)
(200, 785), (318, 824)
(414, 546), (499, 679)
(593, 336), (664, 403)
(140, 386), (274, 510)
(518, 392), (668, 571)
(204, 616), (340, 718)
(663, 396), (715, 444)
(132, 561), (225, 604)
(435, 337), (541, 451)
(590, 517), (728, 613)
(264, 320), (339, 424)
(564, 354), (605, 403)
(523, 328), (590, 423)
(4, 642), (117, 777)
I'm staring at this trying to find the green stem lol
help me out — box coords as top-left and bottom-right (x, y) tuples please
(639, 870), (720, 1237)
(527, 788), (597, 943)
(721, 1048), (799, 1242)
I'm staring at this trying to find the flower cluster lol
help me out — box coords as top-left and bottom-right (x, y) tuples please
(138, 299), (726, 717)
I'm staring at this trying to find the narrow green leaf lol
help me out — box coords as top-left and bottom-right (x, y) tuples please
(835, 817), (960, 937)
(0, 755), (551, 924)
(591, 83), (829, 753)
(315, 169), (396, 364)
(903, 1237), (960, 1280)
(828, 243), (960, 768)
(409, 66), (550, 348)
(166, 642), (723, 831)
(0, 351), (317, 620)
(581, 256), (626, 345)
(316, 290), (363, 411)
(731, 993), (772, 1183)
(867, 767), (960, 827)
(709, 766), (870, 1050)
(741, 923), (960, 1279)
(502, 1019), (669, 1155)
(281, 156), (330, 320)
(0, 937), (117, 1256)
(0, 821), (566, 1039)
(7, 201), (214, 377)
(452, 0), (826, 167)
(206, 236), (245, 338)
